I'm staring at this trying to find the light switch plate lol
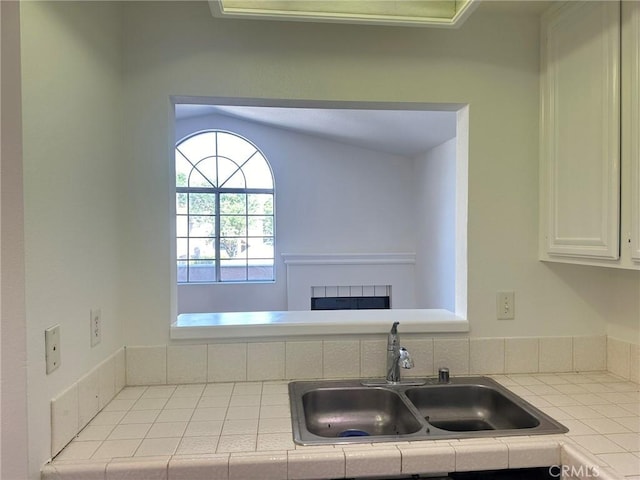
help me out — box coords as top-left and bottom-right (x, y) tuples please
(45, 324), (61, 374)
(497, 291), (515, 320)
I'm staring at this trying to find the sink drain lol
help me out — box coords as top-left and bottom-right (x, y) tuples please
(337, 429), (370, 437)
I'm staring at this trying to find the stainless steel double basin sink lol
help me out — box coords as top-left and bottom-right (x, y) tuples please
(289, 376), (567, 445)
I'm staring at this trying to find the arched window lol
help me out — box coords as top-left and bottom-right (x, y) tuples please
(175, 130), (274, 283)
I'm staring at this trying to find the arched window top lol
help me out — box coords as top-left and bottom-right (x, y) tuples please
(176, 130), (273, 190)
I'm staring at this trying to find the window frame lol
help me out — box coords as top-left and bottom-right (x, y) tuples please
(175, 129), (275, 284)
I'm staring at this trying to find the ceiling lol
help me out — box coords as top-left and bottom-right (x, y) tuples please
(175, 104), (457, 158)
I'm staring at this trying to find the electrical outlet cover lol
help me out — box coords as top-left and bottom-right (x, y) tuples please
(90, 309), (102, 347)
(45, 324), (61, 374)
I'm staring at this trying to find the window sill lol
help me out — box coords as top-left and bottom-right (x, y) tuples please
(171, 309), (469, 340)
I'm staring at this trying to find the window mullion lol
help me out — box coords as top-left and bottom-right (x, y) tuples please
(215, 191), (221, 282)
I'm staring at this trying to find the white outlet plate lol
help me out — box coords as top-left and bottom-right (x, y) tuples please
(45, 324), (61, 374)
(90, 308), (102, 347)
(497, 291), (515, 320)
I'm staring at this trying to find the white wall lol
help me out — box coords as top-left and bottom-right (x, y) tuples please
(20, 2), (125, 477)
(176, 113), (416, 313)
(119, 1), (620, 345)
(414, 138), (457, 311)
(1, 2), (29, 478)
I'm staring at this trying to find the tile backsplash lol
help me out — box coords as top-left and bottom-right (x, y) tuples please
(50, 335), (640, 460)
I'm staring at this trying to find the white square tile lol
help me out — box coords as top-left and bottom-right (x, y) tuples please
(229, 395), (260, 407)
(134, 437), (180, 457)
(538, 337), (573, 373)
(132, 397), (168, 411)
(261, 394), (289, 406)
(470, 338), (505, 374)
(89, 410), (126, 426)
(51, 384), (79, 456)
(92, 439), (141, 459)
(454, 443), (508, 471)
(78, 369), (101, 430)
(165, 396), (199, 410)
(399, 445), (455, 474)
(573, 336), (606, 372)
(434, 338), (469, 375)
(229, 452), (287, 480)
(504, 440), (560, 468)
(146, 421), (188, 439)
(226, 405), (260, 420)
(42, 461), (108, 480)
(606, 433), (640, 452)
(156, 409), (194, 423)
(208, 344), (247, 382)
(126, 346), (167, 385)
(191, 407), (227, 422)
(258, 417), (292, 434)
(54, 441), (102, 461)
(119, 409), (160, 424)
(596, 452), (640, 476)
(141, 386), (176, 399)
(247, 342), (285, 381)
(203, 383), (234, 397)
(105, 457), (169, 479)
(359, 339), (386, 378)
(114, 386), (147, 400)
(505, 338), (539, 374)
(256, 433), (295, 451)
(287, 449), (345, 480)
(76, 424), (115, 442)
(174, 384), (206, 397)
(232, 383), (262, 395)
(216, 435), (257, 453)
(108, 423), (152, 440)
(198, 396), (230, 408)
(402, 338), (435, 377)
(581, 418), (631, 434)
(168, 454), (229, 480)
(221, 419), (258, 435)
(608, 338), (631, 379)
(167, 345), (207, 384)
(286, 341), (323, 379)
(344, 447), (401, 477)
(572, 434), (625, 454)
(98, 356), (116, 409)
(176, 436), (219, 455)
(184, 421), (224, 437)
(114, 348), (126, 393)
(323, 340), (360, 378)
(259, 404), (290, 419)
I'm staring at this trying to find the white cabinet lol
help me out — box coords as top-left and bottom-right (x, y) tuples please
(540, 1), (640, 270)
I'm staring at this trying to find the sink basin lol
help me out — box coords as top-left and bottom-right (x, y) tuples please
(405, 384), (540, 431)
(302, 387), (422, 437)
(289, 376), (567, 445)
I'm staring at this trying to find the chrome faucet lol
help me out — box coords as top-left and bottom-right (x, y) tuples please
(386, 322), (414, 383)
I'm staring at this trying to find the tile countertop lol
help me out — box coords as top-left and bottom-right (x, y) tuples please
(43, 373), (640, 480)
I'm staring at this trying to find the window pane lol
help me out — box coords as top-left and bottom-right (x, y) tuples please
(189, 237), (216, 260)
(220, 194), (246, 214)
(177, 260), (188, 283)
(188, 260), (216, 282)
(220, 216), (246, 237)
(176, 215), (189, 237)
(189, 193), (216, 214)
(220, 259), (247, 282)
(222, 169), (246, 189)
(191, 158), (217, 187)
(243, 154), (273, 189)
(248, 194), (273, 215)
(178, 131), (216, 163)
(248, 216), (273, 236)
(175, 155), (191, 187)
(189, 215), (215, 237)
(247, 238), (274, 259)
(248, 263), (274, 281)
(176, 193), (188, 214)
(220, 237), (246, 259)
(217, 132), (256, 164)
(188, 167), (213, 188)
(217, 157), (243, 189)
(177, 238), (188, 259)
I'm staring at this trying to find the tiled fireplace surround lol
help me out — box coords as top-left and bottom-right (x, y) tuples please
(51, 335), (640, 462)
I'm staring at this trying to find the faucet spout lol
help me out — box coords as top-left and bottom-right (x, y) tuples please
(386, 322), (413, 383)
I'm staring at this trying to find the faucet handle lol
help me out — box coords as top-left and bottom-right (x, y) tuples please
(438, 367), (450, 383)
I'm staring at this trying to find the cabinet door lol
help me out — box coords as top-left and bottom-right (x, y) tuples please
(541, 1), (620, 260)
(630, 1), (640, 263)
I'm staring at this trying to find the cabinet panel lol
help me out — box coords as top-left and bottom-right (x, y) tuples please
(630, 1), (640, 263)
(541, 1), (620, 260)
